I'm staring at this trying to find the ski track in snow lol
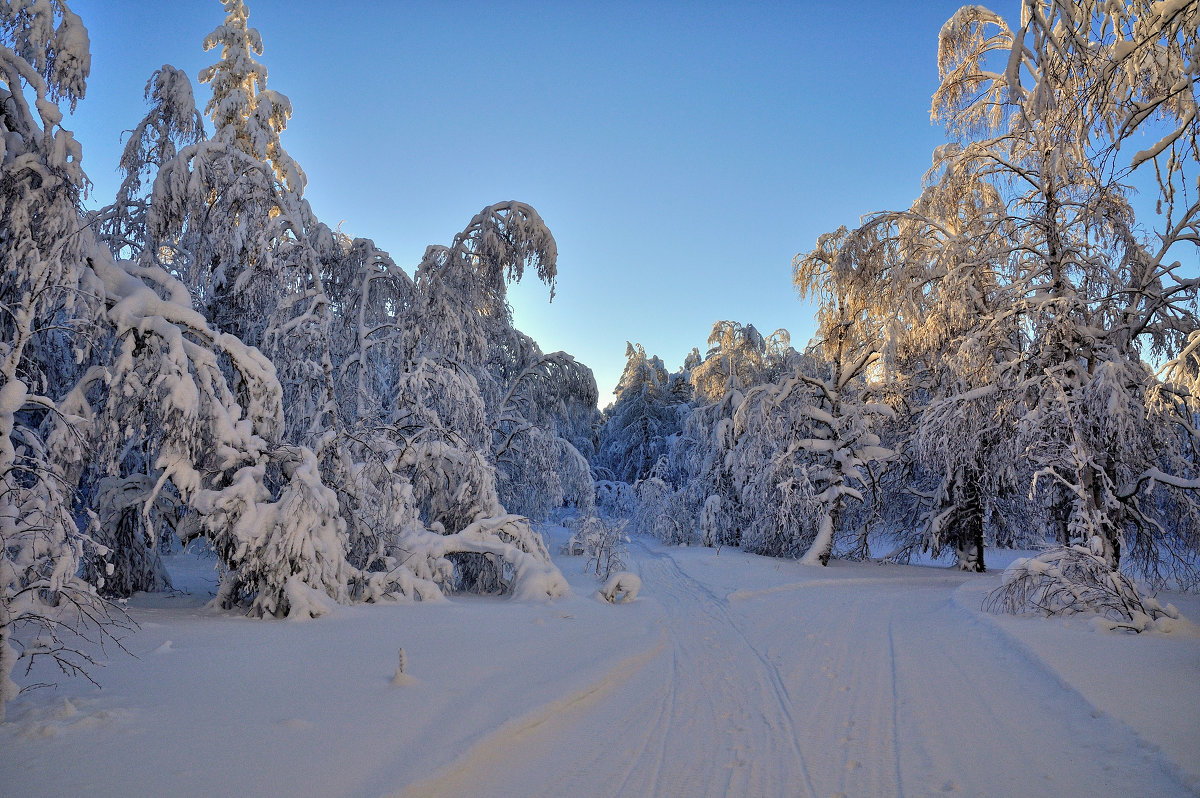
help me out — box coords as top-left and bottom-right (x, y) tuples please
(397, 539), (1194, 798)
(3, 534), (1196, 798)
(400, 542), (822, 798)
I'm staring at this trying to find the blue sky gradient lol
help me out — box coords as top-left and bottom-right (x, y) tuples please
(71, 0), (1011, 401)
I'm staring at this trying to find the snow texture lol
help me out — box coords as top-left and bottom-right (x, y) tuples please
(2, 533), (1197, 797)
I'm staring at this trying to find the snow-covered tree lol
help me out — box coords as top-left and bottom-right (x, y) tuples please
(595, 343), (684, 485)
(300, 203), (575, 598)
(778, 1), (1198, 579)
(931, 1), (1199, 572)
(93, 64), (204, 261)
(726, 372), (821, 558)
(70, 0), (359, 616)
(668, 367), (744, 548)
(690, 321), (793, 405)
(145, 0), (316, 350)
(780, 250), (894, 565)
(72, 65), (208, 596)
(808, 152), (1027, 570)
(0, 0), (123, 722)
(563, 515), (628, 580)
(492, 349), (598, 520)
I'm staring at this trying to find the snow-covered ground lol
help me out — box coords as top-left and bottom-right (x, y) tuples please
(3, 530), (1198, 798)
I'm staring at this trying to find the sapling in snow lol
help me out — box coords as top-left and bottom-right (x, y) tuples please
(564, 516), (628, 580)
(390, 647), (414, 686)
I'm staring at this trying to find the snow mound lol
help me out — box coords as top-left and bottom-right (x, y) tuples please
(599, 572), (641, 603)
(282, 577), (339, 621)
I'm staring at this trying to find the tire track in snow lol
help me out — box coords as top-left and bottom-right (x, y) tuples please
(767, 578), (1197, 797)
(770, 583), (906, 798)
(722, 564), (1196, 798)
(610, 644), (676, 798)
(727, 573), (967, 602)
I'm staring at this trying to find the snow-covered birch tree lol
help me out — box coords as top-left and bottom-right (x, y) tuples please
(931, 1), (1199, 573)
(0, 0), (127, 722)
(790, 244), (895, 565)
(92, 64), (204, 261)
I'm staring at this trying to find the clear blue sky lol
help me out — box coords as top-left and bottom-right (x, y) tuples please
(69, 0), (986, 402)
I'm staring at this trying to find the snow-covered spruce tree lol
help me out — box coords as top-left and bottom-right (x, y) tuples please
(0, 0), (131, 722)
(595, 342), (687, 486)
(191, 3), (568, 599)
(932, 2), (1200, 574)
(137, 2), (576, 600)
(147, 0), (311, 351)
(191, 0), (346, 468)
(93, 0), (362, 616)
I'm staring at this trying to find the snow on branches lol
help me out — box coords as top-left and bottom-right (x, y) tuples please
(985, 541), (1182, 633)
(0, 0), (123, 723)
(2, 0), (590, 717)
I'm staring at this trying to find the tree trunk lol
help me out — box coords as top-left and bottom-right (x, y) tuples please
(954, 471), (986, 572)
(802, 503), (838, 566)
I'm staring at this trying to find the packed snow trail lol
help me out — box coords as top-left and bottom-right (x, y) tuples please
(402, 540), (1193, 798)
(403, 544), (822, 798)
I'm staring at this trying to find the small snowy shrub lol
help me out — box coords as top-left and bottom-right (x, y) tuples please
(563, 516), (628, 580)
(600, 571), (641, 603)
(984, 541), (1181, 633)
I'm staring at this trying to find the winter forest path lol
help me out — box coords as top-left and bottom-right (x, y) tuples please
(4, 536), (1195, 798)
(402, 539), (1194, 798)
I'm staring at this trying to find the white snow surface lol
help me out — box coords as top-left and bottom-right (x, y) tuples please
(2, 531), (1198, 798)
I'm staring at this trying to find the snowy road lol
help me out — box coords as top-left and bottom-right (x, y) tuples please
(3, 533), (1197, 798)
(403, 539), (1195, 798)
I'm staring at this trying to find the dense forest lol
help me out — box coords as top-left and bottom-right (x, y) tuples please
(1, 0), (1197, 720)
(600, 2), (1199, 584)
